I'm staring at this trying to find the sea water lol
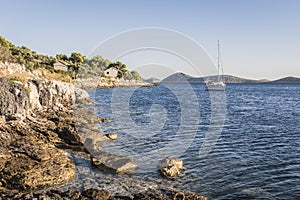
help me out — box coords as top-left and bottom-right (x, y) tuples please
(87, 83), (300, 199)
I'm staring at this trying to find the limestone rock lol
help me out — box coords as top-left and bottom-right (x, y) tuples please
(75, 87), (93, 104)
(1, 138), (76, 189)
(157, 157), (184, 177)
(105, 133), (118, 140)
(0, 77), (29, 115)
(92, 152), (137, 174)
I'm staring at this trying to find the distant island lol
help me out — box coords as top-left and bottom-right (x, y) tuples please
(155, 72), (300, 84)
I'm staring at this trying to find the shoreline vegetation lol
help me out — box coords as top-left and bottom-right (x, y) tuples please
(0, 36), (206, 199)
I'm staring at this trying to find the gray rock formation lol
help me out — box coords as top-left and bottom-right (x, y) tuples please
(25, 79), (76, 110)
(0, 77), (29, 115)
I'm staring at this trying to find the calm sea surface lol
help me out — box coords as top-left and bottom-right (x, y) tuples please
(88, 83), (300, 199)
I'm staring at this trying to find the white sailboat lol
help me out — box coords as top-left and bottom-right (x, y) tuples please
(205, 40), (226, 91)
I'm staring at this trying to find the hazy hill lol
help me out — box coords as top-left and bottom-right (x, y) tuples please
(161, 73), (265, 83)
(161, 72), (300, 84)
(161, 72), (194, 83)
(189, 75), (267, 83)
(267, 76), (300, 84)
(144, 77), (161, 83)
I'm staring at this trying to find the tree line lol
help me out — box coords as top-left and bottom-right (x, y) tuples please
(0, 35), (141, 81)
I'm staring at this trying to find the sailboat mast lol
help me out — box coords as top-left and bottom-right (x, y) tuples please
(217, 40), (220, 81)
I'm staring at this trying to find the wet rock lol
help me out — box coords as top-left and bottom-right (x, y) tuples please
(157, 157), (184, 177)
(184, 192), (207, 200)
(82, 188), (110, 200)
(105, 133), (118, 140)
(133, 193), (169, 200)
(57, 125), (82, 145)
(92, 152), (137, 174)
(100, 118), (112, 123)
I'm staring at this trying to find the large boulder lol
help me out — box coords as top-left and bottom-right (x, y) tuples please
(91, 152), (137, 174)
(75, 87), (92, 104)
(157, 157), (184, 177)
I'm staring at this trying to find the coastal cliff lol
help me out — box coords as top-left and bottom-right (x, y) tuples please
(0, 77), (80, 190)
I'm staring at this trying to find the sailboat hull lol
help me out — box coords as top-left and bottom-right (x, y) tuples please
(205, 82), (226, 91)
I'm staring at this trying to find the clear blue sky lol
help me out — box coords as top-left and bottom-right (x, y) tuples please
(1, 0), (299, 80)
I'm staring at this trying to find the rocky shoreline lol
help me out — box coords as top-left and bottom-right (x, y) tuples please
(75, 78), (155, 89)
(0, 77), (206, 200)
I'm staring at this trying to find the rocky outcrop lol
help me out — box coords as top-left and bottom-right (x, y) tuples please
(0, 112), (77, 190)
(25, 79), (76, 110)
(0, 77), (82, 190)
(2, 139), (75, 190)
(157, 157), (184, 177)
(0, 76), (119, 191)
(0, 77), (90, 115)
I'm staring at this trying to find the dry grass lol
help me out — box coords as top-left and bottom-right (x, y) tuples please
(40, 69), (74, 83)
(0, 71), (30, 84)
(0, 69), (74, 84)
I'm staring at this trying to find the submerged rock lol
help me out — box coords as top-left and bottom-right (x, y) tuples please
(91, 152), (137, 174)
(157, 157), (184, 177)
